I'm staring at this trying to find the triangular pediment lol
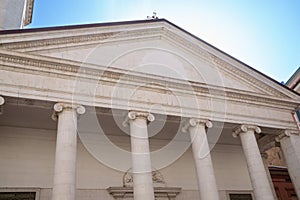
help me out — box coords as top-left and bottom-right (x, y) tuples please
(0, 19), (299, 100)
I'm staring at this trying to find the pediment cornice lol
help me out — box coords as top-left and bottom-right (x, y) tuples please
(210, 55), (288, 98)
(0, 28), (162, 51)
(158, 25), (293, 99)
(0, 21), (294, 100)
(0, 49), (298, 111)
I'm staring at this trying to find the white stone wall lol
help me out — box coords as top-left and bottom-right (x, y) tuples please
(0, 0), (27, 30)
(0, 126), (252, 199)
(0, 126), (55, 187)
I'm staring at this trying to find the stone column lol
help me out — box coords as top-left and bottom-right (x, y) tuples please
(125, 111), (155, 200)
(182, 118), (220, 200)
(276, 130), (300, 198)
(233, 125), (274, 200)
(51, 103), (85, 200)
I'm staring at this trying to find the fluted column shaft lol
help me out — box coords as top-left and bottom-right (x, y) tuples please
(51, 103), (85, 200)
(276, 130), (300, 198)
(125, 111), (155, 200)
(233, 125), (274, 200)
(183, 119), (220, 200)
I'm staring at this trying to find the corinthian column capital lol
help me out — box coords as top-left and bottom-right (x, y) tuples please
(51, 102), (85, 121)
(182, 118), (212, 133)
(123, 111), (155, 127)
(232, 124), (261, 138)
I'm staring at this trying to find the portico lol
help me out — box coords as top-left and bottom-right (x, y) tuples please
(0, 19), (300, 200)
(0, 95), (298, 200)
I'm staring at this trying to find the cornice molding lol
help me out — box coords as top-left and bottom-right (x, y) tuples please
(0, 28), (161, 51)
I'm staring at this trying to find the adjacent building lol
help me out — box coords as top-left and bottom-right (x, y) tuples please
(0, 0), (34, 30)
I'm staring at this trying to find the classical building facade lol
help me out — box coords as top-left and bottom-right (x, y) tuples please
(0, 3), (300, 200)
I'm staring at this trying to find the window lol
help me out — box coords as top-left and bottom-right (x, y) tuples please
(229, 193), (253, 200)
(0, 192), (36, 200)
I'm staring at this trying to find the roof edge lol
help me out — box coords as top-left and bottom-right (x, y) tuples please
(0, 18), (166, 34)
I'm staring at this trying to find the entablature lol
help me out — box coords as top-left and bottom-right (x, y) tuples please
(0, 49), (298, 110)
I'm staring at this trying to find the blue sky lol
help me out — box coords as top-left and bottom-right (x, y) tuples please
(28, 0), (300, 83)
